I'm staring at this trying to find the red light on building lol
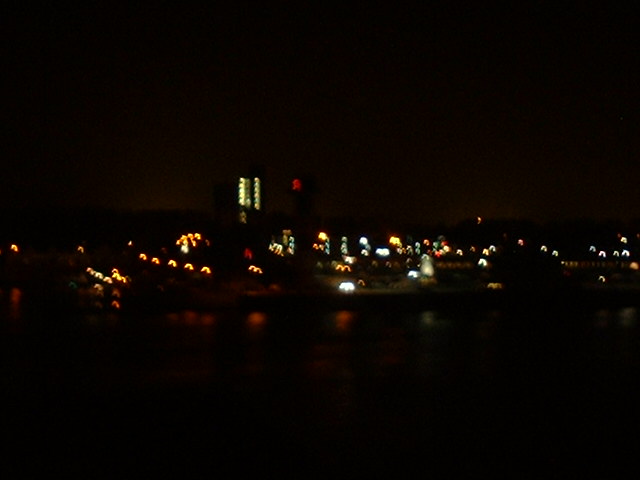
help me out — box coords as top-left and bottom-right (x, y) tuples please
(292, 178), (302, 192)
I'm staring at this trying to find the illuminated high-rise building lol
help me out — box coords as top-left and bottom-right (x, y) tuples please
(237, 166), (265, 223)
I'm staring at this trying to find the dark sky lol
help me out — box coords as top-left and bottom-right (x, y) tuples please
(3, 2), (639, 225)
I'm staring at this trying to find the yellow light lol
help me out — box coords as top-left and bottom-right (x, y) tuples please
(168, 260), (177, 267)
(151, 257), (160, 265)
(77, 245), (84, 253)
(389, 236), (402, 247)
(139, 253), (147, 261)
(10, 244), (19, 253)
(200, 266), (211, 274)
(184, 263), (194, 270)
(318, 232), (328, 242)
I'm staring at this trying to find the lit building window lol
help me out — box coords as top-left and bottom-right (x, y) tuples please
(253, 177), (261, 210)
(238, 177), (251, 208)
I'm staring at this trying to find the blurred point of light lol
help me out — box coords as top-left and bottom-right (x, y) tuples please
(247, 311), (267, 332)
(338, 281), (355, 293)
(389, 236), (402, 247)
(420, 254), (435, 277)
(334, 310), (355, 333)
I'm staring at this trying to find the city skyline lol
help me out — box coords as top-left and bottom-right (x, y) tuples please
(3, 3), (638, 225)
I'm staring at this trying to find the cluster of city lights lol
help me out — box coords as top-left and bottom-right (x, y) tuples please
(84, 267), (130, 309)
(269, 230), (295, 257)
(138, 253), (213, 275)
(264, 228), (640, 290)
(86, 267), (131, 285)
(175, 232), (209, 255)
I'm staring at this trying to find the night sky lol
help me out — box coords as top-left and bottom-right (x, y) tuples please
(3, 2), (639, 226)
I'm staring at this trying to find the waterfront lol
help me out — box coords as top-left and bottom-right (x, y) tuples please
(3, 287), (640, 477)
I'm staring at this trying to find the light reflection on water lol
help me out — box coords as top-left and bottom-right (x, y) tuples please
(2, 299), (639, 395)
(3, 298), (640, 475)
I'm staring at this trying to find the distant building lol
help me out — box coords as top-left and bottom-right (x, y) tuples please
(212, 182), (237, 227)
(238, 166), (265, 224)
(289, 175), (316, 218)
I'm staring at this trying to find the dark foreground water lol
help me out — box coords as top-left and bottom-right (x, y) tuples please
(3, 287), (640, 477)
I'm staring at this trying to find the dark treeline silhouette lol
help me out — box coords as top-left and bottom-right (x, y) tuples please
(0, 208), (213, 251)
(2, 207), (640, 257)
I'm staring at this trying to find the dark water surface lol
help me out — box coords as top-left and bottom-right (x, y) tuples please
(3, 287), (640, 477)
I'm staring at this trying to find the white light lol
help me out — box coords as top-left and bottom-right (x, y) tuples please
(478, 258), (488, 268)
(407, 270), (420, 279)
(420, 254), (435, 278)
(338, 281), (356, 293)
(375, 247), (390, 258)
(622, 250), (630, 257)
